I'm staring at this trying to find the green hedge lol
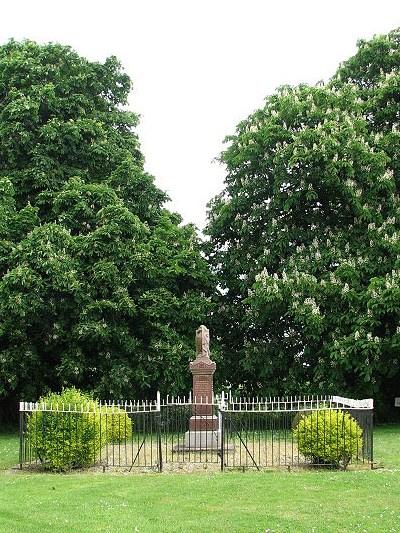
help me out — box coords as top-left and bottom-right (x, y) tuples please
(294, 409), (363, 469)
(100, 405), (132, 443)
(27, 388), (132, 471)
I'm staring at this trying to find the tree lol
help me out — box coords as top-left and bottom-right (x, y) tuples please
(0, 40), (213, 418)
(206, 29), (400, 417)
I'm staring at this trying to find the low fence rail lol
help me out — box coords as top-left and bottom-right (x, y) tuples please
(19, 394), (373, 472)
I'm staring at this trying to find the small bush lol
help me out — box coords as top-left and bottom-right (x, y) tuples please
(27, 388), (103, 471)
(100, 405), (132, 443)
(294, 409), (363, 469)
(291, 402), (330, 430)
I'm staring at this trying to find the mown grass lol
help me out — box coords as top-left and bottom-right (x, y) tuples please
(372, 425), (400, 468)
(0, 431), (19, 470)
(0, 425), (399, 532)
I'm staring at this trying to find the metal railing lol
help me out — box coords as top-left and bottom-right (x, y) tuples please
(19, 394), (374, 472)
(19, 394), (162, 471)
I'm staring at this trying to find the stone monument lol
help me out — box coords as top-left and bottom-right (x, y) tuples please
(184, 325), (220, 450)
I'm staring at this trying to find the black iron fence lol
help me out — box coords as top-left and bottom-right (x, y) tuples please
(19, 398), (161, 471)
(221, 396), (373, 470)
(19, 394), (373, 472)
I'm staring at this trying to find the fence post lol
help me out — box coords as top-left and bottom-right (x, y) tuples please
(370, 409), (374, 469)
(19, 402), (24, 470)
(220, 391), (225, 472)
(156, 391), (163, 472)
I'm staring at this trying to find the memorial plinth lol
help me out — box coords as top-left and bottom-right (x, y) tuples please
(184, 325), (220, 450)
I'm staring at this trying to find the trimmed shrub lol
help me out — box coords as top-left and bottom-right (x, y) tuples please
(294, 409), (363, 469)
(291, 403), (330, 430)
(100, 405), (133, 443)
(27, 388), (103, 471)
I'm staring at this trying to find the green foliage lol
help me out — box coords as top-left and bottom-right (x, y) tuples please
(27, 388), (103, 471)
(206, 28), (400, 413)
(295, 409), (363, 469)
(101, 405), (132, 443)
(0, 40), (213, 413)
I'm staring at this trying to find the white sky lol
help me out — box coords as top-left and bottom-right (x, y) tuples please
(2, 1), (400, 230)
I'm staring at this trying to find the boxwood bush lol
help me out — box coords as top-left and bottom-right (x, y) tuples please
(100, 405), (133, 443)
(294, 409), (363, 469)
(27, 388), (104, 471)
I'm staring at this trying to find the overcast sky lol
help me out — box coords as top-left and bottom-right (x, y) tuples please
(2, 1), (400, 230)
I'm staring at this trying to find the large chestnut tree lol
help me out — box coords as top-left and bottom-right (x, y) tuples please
(206, 29), (400, 417)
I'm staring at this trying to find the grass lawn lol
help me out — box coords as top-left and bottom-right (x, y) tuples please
(0, 425), (399, 532)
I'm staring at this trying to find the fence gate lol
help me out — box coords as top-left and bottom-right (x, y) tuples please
(160, 397), (221, 470)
